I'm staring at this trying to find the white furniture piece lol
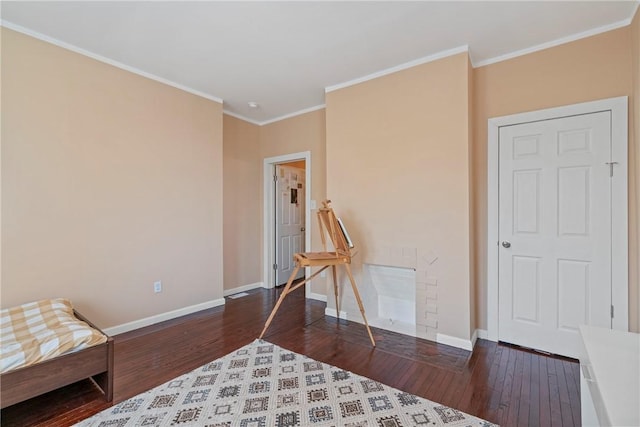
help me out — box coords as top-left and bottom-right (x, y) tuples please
(579, 325), (639, 426)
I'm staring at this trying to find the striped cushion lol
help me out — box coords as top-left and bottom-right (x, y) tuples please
(1, 298), (107, 374)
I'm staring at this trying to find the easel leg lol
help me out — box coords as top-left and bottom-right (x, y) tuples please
(259, 265), (300, 339)
(344, 264), (376, 347)
(331, 265), (339, 318)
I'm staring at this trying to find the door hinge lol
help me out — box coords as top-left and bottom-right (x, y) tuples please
(273, 175), (278, 182)
(273, 263), (277, 270)
(611, 305), (614, 318)
(605, 161), (619, 177)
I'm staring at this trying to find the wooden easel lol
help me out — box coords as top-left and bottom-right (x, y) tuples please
(259, 200), (376, 346)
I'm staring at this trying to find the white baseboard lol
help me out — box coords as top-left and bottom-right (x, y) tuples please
(475, 328), (489, 340)
(325, 307), (348, 319)
(436, 329), (489, 351)
(436, 332), (474, 351)
(307, 291), (327, 302)
(103, 298), (226, 336)
(471, 329), (479, 349)
(367, 317), (416, 337)
(223, 281), (264, 297)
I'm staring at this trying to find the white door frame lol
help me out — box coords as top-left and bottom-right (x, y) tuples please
(487, 96), (628, 341)
(263, 151), (312, 292)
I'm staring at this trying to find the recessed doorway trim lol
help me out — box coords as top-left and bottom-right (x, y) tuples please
(487, 96), (628, 341)
(263, 151), (312, 293)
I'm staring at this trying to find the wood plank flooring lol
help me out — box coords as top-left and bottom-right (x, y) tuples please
(0, 286), (581, 426)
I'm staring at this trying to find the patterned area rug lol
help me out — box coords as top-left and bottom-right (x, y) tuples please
(76, 340), (496, 426)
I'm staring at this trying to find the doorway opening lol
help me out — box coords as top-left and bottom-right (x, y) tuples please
(263, 151), (312, 294)
(274, 161), (306, 286)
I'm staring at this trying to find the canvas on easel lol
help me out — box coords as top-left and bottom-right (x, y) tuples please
(259, 200), (376, 346)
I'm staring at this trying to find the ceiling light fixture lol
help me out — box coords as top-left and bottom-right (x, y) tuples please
(248, 102), (259, 109)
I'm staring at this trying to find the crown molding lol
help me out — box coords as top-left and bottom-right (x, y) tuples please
(259, 104), (326, 126)
(325, 45), (469, 93)
(474, 17), (635, 67)
(223, 104), (325, 127)
(222, 110), (263, 126)
(1, 20), (224, 105)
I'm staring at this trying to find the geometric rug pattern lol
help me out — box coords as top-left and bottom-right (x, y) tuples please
(76, 339), (497, 426)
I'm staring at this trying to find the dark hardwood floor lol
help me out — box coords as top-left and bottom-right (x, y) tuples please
(1, 286), (581, 426)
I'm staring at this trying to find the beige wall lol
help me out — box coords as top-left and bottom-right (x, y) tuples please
(1, 28), (224, 328)
(259, 109), (327, 295)
(631, 9), (640, 333)
(223, 114), (261, 291)
(326, 53), (473, 341)
(473, 25), (639, 332)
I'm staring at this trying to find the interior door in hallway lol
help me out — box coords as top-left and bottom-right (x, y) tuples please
(498, 111), (614, 359)
(275, 164), (305, 286)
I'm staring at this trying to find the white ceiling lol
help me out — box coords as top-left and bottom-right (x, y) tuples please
(2, 1), (638, 125)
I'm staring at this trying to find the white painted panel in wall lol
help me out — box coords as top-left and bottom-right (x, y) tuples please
(357, 264), (416, 336)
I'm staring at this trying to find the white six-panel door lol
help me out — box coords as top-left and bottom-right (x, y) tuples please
(275, 165), (305, 286)
(498, 111), (612, 358)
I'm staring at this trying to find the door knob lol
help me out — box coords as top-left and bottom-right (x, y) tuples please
(502, 241), (511, 248)
(301, 227), (305, 232)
